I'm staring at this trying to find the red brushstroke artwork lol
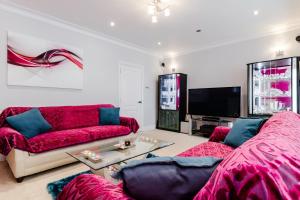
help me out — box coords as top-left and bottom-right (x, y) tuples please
(7, 45), (83, 70)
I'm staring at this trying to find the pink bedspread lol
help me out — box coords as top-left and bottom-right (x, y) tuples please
(58, 140), (234, 200)
(58, 174), (132, 200)
(178, 142), (233, 159)
(59, 112), (300, 200)
(0, 105), (139, 155)
(194, 111), (300, 200)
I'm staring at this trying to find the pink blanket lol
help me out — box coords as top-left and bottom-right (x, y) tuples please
(0, 105), (139, 155)
(194, 111), (300, 200)
(58, 138), (234, 200)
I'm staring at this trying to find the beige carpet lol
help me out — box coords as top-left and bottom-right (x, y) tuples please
(0, 129), (207, 200)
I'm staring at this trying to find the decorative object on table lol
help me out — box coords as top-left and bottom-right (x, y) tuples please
(6, 108), (52, 139)
(247, 57), (300, 116)
(114, 143), (130, 150)
(80, 150), (103, 163)
(124, 140), (131, 146)
(113, 156), (223, 200)
(157, 73), (187, 132)
(7, 32), (83, 89)
(99, 107), (120, 125)
(114, 139), (135, 150)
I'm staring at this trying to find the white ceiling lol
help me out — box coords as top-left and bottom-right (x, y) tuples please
(1, 0), (300, 57)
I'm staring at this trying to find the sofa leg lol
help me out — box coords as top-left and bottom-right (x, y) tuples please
(16, 177), (24, 183)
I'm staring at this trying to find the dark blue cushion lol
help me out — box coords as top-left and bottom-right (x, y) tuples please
(113, 156), (222, 200)
(99, 107), (120, 125)
(6, 108), (52, 139)
(224, 118), (266, 148)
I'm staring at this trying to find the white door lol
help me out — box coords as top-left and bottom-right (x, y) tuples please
(119, 63), (143, 127)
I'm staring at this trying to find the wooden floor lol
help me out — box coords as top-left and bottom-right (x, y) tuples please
(0, 130), (207, 200)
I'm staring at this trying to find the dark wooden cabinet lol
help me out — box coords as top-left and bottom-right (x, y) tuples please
(157, 73), (187, 132)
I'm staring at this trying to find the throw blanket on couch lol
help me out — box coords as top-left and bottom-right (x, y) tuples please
(195, 111), (300, 200)
(0, 105), (139, 156)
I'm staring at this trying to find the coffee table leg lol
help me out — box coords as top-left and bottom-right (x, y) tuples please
(91, 164), (121, 184)
(91, 168), (106, 177)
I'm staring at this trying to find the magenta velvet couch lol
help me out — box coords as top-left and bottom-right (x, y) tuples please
(58, 111), (300, 200)
(0, 104), (139, 181)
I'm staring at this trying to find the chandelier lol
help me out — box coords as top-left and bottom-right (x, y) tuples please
(148, 0), (171, 23)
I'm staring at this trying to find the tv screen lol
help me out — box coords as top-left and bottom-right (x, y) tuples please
(188, 87), (241, 118)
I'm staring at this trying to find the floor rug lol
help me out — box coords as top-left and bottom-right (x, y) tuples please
(47, 170), (92, 199)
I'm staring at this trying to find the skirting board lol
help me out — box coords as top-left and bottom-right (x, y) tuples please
(0, 154), (5, 161)
(141, 125), (156, 132)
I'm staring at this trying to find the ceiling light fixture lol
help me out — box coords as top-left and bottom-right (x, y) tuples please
(148, 0), (171, 23)
(110, 21), (115, 27)
(157, 42), (162, 45)
(253, 10), (259, 16)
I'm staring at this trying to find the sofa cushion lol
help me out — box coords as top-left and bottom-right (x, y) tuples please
(100, 107), (120, 125)
(6, 108), (52, 139)
(115, 157), (222, 200)
(195, 111), (300, 200)
(27, 125), (131, 153)
(209, 126), (231, 142)
(224, 118), (266, 148)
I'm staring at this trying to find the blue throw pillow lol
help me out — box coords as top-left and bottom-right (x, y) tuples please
(99, 107), (120, 125)
(6, 108), (52, 139)
(113, 156), (222, 200)
(224, 118), (266, 148)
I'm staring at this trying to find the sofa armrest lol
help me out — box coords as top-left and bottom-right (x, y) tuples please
(58, 174), (132, 200)
(120, 117), (139, 133)
(0, 127), (29, 156)
(209, 126), (231, 142)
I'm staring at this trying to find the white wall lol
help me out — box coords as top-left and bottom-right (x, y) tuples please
(167, 29), (300, 116)
(0, 8), (159, 128)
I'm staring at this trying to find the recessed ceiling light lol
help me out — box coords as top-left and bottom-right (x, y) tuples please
(152, 15), (158, 23)
(157, 42), (162, 46)
(110, 21), (115, 27)
(196, 29), (202, 33)
(253, 10), (259, 16)
(168, 51), (177, 58)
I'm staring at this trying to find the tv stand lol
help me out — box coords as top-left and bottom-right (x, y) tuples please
(189, 115), (232, 138)
(202, 116), (220, 122)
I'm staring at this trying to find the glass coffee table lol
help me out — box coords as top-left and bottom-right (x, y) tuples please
(67, 136), (174, 180)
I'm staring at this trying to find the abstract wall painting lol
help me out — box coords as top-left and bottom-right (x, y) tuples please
(7, 32), (83, 89)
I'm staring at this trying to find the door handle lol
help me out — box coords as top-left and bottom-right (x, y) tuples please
(138, 101), (142, 104)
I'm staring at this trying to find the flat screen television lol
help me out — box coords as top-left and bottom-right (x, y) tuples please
(188, 86), (241, 118)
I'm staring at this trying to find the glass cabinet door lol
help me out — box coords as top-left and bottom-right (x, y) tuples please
(159, 74), (178, 110)
(250, 58), (293, 115)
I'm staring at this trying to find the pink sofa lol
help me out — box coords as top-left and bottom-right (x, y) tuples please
(0, 104), (139, 181)
(58, 111), (300, 200)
